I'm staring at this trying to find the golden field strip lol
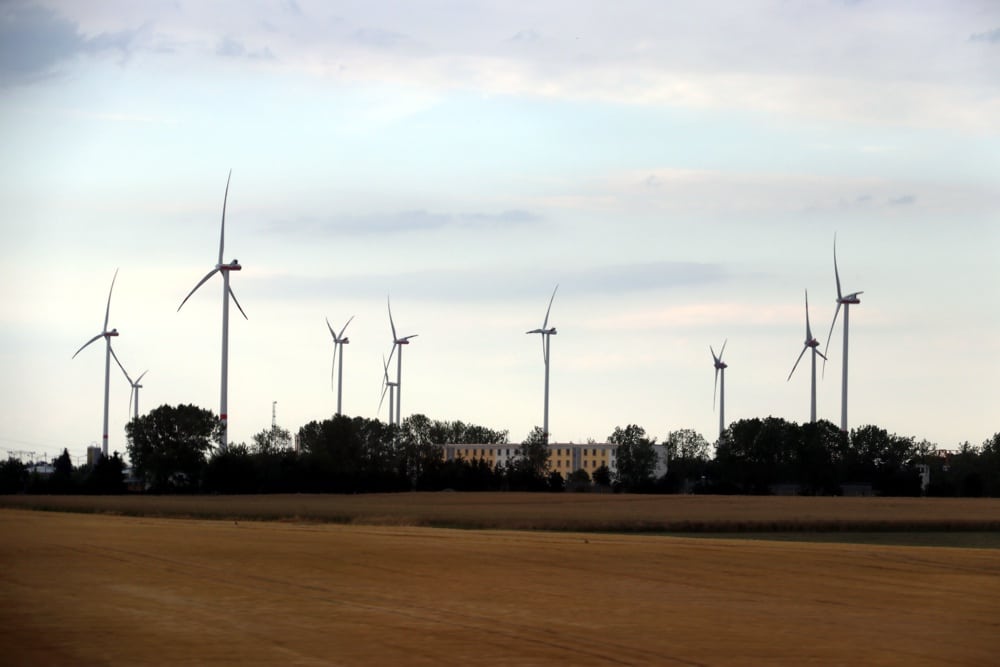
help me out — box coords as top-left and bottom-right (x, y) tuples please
(3, 493), (1000, 534)
(2, 508), (999, 666)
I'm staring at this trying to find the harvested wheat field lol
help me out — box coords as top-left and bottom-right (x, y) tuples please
(4, 493), (1000, 533)
(2, 508), (999, 666)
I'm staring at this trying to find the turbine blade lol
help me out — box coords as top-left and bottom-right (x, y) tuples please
(378, 384), (388, 415)
(326, 316), (336, 338)
(104, 268), (119, 331)
(542, 284), (558, 329)
(229, 285), (248, 320)
(710, 345), (718, 364)
(128, 386), (134, 420)
(815, 348), (828, 361)
(387, 296), (398, 341)
(331, 348), (337, 390)
(720, 338), (727, 360)
(823, 302), (843, 361)
(787, 345), (808, 381)
(833, 233), (843, 300)
(713, 367), (719, 409)
(338, 315), (354, 339)
(109, 346), (132, 384)
(219, 170), (232, 265)
(804, 289), (813, 339)
(178, 268), (220, 311)
(72, 333), (104, 359)
(136, 370), (149, 383)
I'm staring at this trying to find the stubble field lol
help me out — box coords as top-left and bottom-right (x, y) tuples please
(2, 495), (1000, 665)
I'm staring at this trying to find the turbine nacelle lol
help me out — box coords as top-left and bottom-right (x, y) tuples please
(839, 291), (862, 305)
(218, 260), (242, 272)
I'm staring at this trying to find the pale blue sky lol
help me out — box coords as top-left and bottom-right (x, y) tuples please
(1, 0), (997, 464)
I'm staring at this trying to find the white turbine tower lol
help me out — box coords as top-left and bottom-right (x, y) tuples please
(178, 171), (247, 450)
(823, 234), (863, 433)
(526, 285), (558, 440)
(326, 315), (354, 415)
(711, 340), (728, 439)
(387, 297), (417, 427)
(73, 269), (120, 458)
(787, 290), (827, 423)
(379, 353), (397, 425)
(110, 348), (148, 421)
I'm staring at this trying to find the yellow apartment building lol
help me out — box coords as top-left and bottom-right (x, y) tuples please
(443, 442), (619, 476)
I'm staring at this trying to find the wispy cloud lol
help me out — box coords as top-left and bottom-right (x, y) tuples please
(969, 28), (1000, 43)
(0, 3), (141, 86)
(216, 36), (275, 60)
(268, 209), (541, 237)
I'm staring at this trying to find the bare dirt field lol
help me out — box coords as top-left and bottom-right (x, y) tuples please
(2, 508), (999, 666)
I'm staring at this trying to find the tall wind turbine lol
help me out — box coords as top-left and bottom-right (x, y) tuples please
(787, 290), (827, 423)
(379, 353), (397, 426)
(711, 340), (728, 439)
(73, 269), (120, 458)
(526, 285), (558, 440)
(110, 348), (148, 421)
(178, 171), (247, 450)
(823, 234), (863, 432)
(387, 297), (417, 427)
(326, 315), (354, 415)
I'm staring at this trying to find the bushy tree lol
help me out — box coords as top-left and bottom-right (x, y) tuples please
(83, 451), (127, 494)
(592, 464), (612, 488)
(48, 448), (76, 494)
(126, 404), (218, 492)
(663, 429), (711, 492)
(251, 425), (292, 455)
(610, 424), (657, 492)
(848, 425), (920, 495)
(0, 458), (28, 494)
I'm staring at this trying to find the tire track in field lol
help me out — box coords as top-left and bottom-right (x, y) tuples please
(67, 541), (708, 667)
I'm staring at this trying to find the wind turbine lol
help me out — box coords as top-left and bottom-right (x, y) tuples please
(823, 234), (863, 432)
(526, 285), (558, 440)
(72, 269), (120, 458)
(326, 315), (354, 415)
(110, 348), (148, 421)
(711, 340), (728, 439)
(379, 353), (397, 425)
(178, 170), (247, 450)
(787, 289), (827, 423)
(387, 297), (417, 427)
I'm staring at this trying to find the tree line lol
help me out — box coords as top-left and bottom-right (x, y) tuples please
(2, 404), (997, 496)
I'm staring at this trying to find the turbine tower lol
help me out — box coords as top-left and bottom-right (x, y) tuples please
(326, 315), (354, 415)
(178, 170), (247, 450)
(823, 234), (863, 432)
(379, 353), (397, 426)
(110, 348), (148, 421)
(526, 285), (558, 440)
(787, 289), (827, 423)
(387, 297), (417, 427)
(73, 269), (120, 458)
(711, 340), (728, 439)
